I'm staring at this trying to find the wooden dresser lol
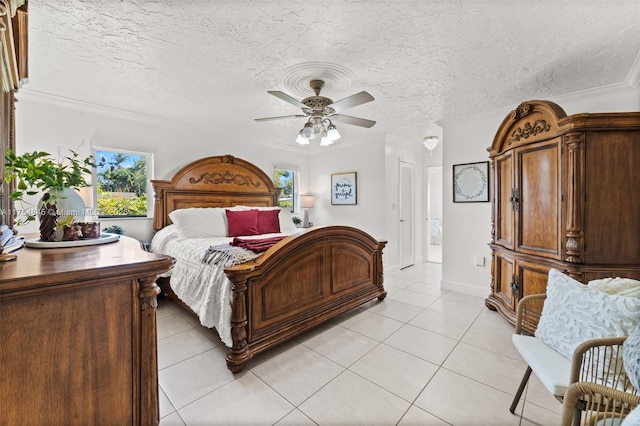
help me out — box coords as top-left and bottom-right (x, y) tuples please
(486, 100), (640, 324)
(0, 236), (174, 425)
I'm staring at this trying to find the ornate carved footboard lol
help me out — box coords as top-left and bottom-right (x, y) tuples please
(225, 226), (386, 372)
(151, 155), (386, 372)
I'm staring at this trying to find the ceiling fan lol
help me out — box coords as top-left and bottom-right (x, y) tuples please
(255, 80), (376, 145)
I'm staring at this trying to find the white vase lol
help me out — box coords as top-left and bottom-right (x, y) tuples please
(38, 188), (86, 241)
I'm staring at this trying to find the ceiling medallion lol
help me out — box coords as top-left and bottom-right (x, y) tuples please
(278, 62), (355, 98)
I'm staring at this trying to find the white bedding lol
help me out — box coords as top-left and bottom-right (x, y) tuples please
(150, 224), (297, 347)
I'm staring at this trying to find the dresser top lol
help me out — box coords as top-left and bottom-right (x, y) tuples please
(0, 235), (174, 293)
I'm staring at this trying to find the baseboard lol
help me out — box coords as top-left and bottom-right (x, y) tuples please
(441, 279), (489, 297)
(385, 264), (401, 274)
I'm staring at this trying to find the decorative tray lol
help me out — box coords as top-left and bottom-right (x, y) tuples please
(25, 233), (120, 248)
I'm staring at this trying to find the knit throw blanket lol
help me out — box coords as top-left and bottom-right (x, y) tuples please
(202, 236), (287, 266)
(202, 244), (260, 267)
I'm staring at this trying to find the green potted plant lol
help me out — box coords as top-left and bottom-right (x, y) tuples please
(4, 147), (95, 241)
(292, 216), (302, 227)
(103, 225), (125, 235)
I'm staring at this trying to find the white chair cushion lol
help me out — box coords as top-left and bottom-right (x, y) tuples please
(512, 334), (571, 396)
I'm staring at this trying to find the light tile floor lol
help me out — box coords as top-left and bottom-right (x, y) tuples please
(157, 262), (561, 425)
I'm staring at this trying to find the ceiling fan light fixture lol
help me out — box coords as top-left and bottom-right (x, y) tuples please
(296, 132), (310, 145)
(255, 79), (376, 147)
(423, 136), (440, 151)
(301, 122), (315, 139)
(320, 131), (333, 147)
(327, 123), (341, 140)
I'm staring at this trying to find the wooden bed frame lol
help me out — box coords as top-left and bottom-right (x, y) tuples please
(151, 155), (387, 372)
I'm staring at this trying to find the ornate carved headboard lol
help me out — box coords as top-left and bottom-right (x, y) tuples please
(151, 155), (279, 232)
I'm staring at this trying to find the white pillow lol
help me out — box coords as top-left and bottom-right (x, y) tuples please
(278, 209), (297, 232)
(588, 277), (640, 298)
(624, 324), (640, 391)
(168, 208), (227, 238)
(536, 269), (640, 359)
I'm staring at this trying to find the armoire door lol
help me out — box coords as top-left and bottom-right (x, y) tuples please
(494, 151), (514, 250)
(493, 250), (516, 311)
(516, 139), (562, 259)
(516, 258), (551, 298)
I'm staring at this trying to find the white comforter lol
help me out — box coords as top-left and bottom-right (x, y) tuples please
(150, 225), (296, 347)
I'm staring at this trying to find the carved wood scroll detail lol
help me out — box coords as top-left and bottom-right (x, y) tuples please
(513, 102), (532, 119)
(508, 119), (551, 144)
(138, 275), (161, 311)
(136, 275), (161, 425)
(189, 170), (262, 187)
(565, 133), (585, 263)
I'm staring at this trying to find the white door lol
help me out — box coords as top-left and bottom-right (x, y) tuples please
(399, 161), (415, 269)
(426, 166), (443, 263)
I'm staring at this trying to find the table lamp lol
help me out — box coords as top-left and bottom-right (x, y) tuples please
(300, 194), (315, 228)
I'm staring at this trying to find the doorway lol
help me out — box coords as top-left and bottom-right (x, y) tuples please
(399, 161), (415, 269)
(426, 166), (442, 263)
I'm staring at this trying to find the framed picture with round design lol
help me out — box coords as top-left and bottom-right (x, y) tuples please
(453, 161), (490, 203)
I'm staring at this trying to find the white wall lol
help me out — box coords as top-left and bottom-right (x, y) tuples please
(439, 84), (640, 297)
(14, 91), (309, 242)
(384, 135), (426, 271)
(14, 92), (427, 273)
(17, 85), (636, 295)
(306, 135), (392, 265)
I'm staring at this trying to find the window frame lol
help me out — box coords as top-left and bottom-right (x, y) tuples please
(273, 166), (300, 213)
(92, 146), (154, 219)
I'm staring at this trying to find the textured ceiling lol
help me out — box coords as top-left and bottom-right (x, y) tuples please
(24, 0), (640, 148)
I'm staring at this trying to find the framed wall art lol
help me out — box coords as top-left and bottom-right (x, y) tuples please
(453, 161), (490, 203)
(331, 172), (357, 205)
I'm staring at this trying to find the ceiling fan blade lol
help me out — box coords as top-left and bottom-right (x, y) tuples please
(329, 91), (374, 113)
(254, 114), (307, 122)
(334, 114), (376, 128)
(267, 91), (307, 109)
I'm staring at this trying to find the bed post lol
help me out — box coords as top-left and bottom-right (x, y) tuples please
(225, 273), (251, 373)
(152, 186), (165, 233)
(377, 241), (388, 300)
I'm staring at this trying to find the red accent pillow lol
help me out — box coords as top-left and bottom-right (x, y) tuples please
(257, 209), (281, 234)
(226, 209), (260, 237)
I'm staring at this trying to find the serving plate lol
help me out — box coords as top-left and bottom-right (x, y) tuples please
(25, 233), (120, 248)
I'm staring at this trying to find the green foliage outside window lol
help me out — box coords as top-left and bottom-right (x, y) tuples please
(96, 151), (148, 217)
(274, 169), (294, 211)
(97, 187), (147, 216)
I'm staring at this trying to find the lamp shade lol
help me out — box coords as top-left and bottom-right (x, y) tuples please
(300, 194), (315, 208)
(327, 123), (341, 140)
(320, 135), (333, 146)
(296, 133), (310, 144)
(301, 122), (314, 138)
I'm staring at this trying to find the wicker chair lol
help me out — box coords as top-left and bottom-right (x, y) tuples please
(561, 382), (640, 425)
(510, 294), (638, 425)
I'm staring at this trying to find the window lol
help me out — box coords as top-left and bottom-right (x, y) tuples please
(94, 148), (153, 218)
(274, 167), (297, 212)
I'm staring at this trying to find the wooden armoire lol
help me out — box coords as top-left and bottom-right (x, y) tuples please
(485, 100), (640, 324)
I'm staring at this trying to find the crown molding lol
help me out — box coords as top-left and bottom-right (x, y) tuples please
(438, 80), (638, 127)
(18, 88), (312, 153)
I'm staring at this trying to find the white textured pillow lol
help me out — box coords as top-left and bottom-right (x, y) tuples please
(278, 209), (297, 232)
(168, 208), (227, 238)
(624, 324), (640, 391)
(588, 277), (640, 298)
(536, 269), (640, 359)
